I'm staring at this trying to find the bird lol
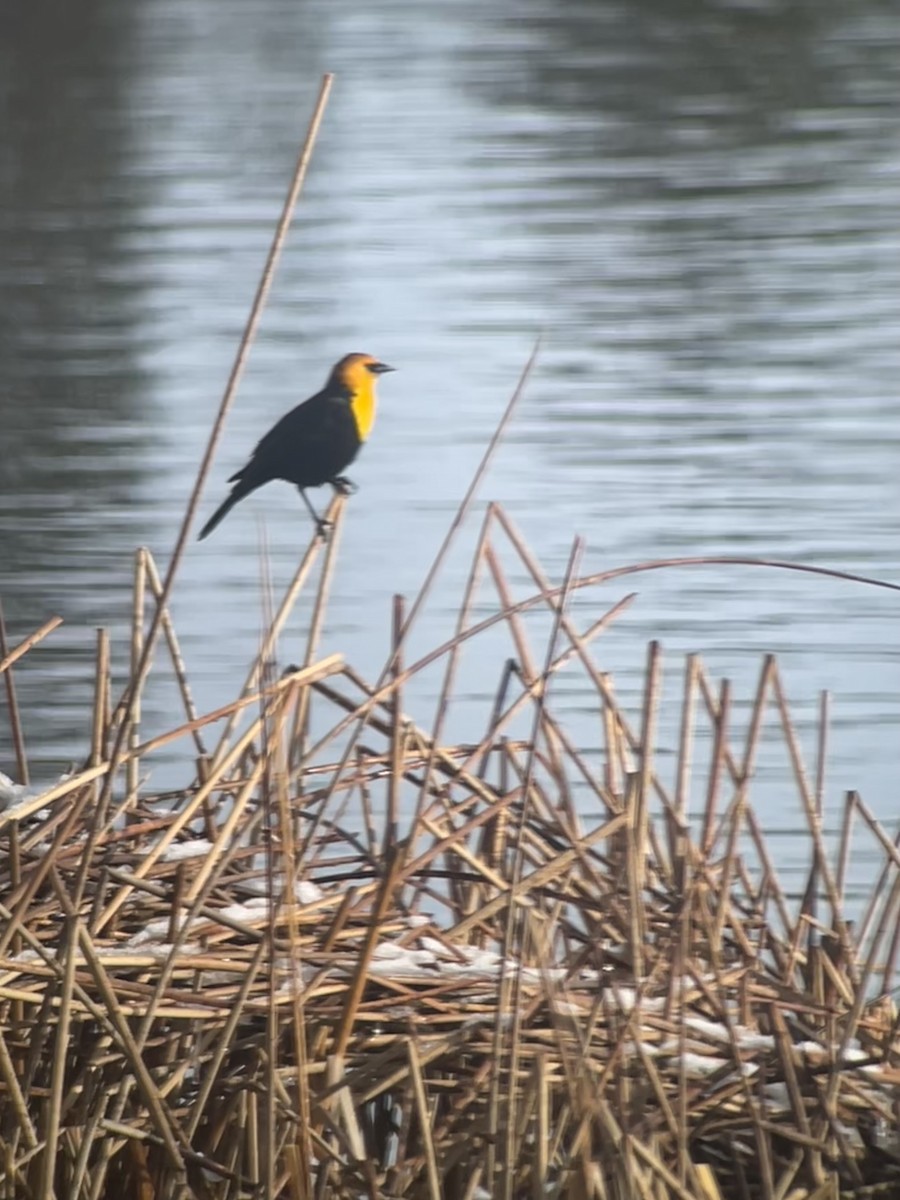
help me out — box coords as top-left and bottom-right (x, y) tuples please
(198, 352), (395, 542)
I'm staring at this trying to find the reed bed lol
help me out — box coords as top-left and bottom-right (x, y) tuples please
(2, 495), (899, 1200)
(2, 76), (899, 1200)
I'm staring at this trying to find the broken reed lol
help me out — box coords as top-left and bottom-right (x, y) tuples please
(3, 70), (900, 1200)
(1, 495), (899, 1200)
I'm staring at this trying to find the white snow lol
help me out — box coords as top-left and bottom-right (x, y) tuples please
(0, 769), (71, 821)
(161, 839), (216, 862)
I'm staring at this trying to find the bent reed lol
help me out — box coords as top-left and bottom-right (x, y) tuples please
(2, 74), (898, 1200)
(1, 496), (899, 1200)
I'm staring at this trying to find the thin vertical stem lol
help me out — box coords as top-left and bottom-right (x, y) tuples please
(39, 912), (78, 1200)
(809, 690), (830, 947)
(701, 678), (730, 858)
(0, 601), (28, 785)
(385, 594), (405, 855)
(672, 654), (697, 893)
(289, 494), (347, 772)
(90, 628), (110, 770)
(127, 547), (147, 808)
(628, 640), (661, 977)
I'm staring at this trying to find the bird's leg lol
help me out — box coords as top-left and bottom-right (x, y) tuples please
(298, 488), (331, 541)
(331, 475), (357, 496)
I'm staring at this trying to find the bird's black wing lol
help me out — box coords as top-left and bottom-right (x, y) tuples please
(237, 392), (357, 490)
(200, 386), (360, 541)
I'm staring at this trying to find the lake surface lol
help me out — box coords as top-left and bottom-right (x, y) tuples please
(1, 0), (898, 885)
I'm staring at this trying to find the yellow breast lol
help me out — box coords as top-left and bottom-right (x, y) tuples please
(350, 385), (377, 442)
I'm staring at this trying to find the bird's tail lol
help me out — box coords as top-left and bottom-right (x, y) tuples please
(198, 476), (256, 541)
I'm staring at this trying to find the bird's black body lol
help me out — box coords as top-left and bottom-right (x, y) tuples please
(198, 353), (393, 541)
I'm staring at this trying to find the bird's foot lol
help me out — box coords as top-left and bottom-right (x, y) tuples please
(332, 476), (357, 496)
(315, 518), (334, 543)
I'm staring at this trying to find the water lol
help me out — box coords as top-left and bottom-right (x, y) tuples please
(1, 0), (898, 886)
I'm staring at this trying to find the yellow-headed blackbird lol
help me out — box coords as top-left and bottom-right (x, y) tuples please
(198, 352), (394, 541)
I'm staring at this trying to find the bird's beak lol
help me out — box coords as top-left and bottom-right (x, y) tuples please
(372, 362), (396, 374)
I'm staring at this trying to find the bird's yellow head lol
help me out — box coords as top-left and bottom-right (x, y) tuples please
(328, 353), (395, 442)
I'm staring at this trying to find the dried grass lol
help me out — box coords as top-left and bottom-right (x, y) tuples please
(2, 74), (899, 1200)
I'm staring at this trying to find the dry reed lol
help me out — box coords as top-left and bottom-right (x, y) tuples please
(2, 77), (899, 1200)
(2, 494), (899, 1199)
